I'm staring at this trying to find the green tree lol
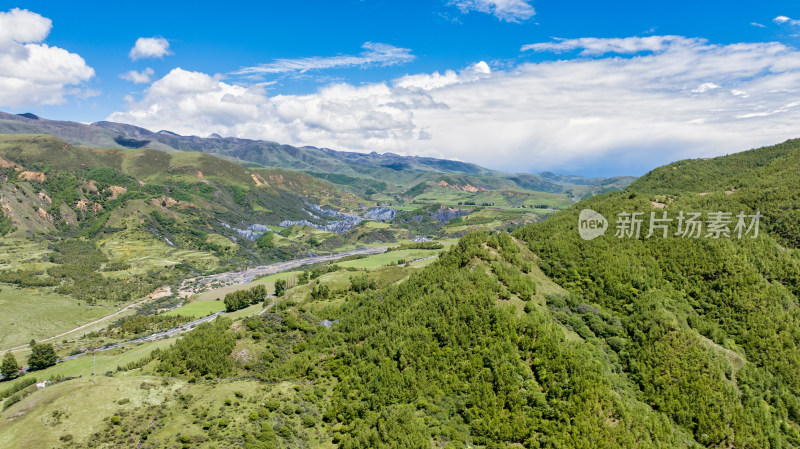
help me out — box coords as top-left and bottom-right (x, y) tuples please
(155, 319), (235, 377)
(349, 273), (376, 293)
(298, 271), (310, 285)
(28, 343), (57, 371)
(310, 283), (330, 300)
(250, 284), (267, 301)
(274, 278), (287, 297)
(255, 232), (274, 250)
(1, 352), (19, 379)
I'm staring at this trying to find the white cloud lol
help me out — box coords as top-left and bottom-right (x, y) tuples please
(233, 42), (414, 75)
(449, 0), (535, 22)
(109, 36), (800, 175)
(692, 82), (720, 93)
(119, 67), (154, 84)
(129, 37), (171, 60)
(0, 8), (94, 107)
(0, 7), (51, 45)
(751, 22), (766, 28)
(774, 15), (800, 26)
(395, 61), (491, 90)
(521, 35), (705, 55)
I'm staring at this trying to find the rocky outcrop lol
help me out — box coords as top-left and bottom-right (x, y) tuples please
(106, 185), (127, 199)
(0, 156), (20, 170)
(234, 223), (271, 241)
(364, 207), (397, 221)
(436, 180), (487, 193)
(430, 206), (469, 223)
(19, 171), (45, 182)
(151, 197), (179, 207)
(279, 203), (363, 233)
(251, 173), (267, 186)
(279, 219), (358, 233)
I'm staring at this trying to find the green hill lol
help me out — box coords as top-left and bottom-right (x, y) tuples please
(0, 134), (369, 306)
(515, 138), (800, 447)
(3, 137), (796, 448)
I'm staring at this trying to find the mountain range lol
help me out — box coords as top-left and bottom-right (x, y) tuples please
(0, 112), (634, 198)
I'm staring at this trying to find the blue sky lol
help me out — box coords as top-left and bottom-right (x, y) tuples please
(2, 1), (800, 176)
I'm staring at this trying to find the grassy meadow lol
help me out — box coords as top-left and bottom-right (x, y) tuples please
(0, 286), (118, 350)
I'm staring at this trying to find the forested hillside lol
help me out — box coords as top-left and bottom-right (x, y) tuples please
(515, 138), (800, 447)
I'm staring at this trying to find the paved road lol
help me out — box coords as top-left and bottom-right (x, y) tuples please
(3, 246), (388, 376)
(6, 312), (226, 377)
(56, 296), (282, 367)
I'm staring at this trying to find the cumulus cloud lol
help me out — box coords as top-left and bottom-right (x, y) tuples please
(395, 61), (491, 90)
(119, 67), (154, 84)
(129, 37), (171, 60)
(0, 8), (95, 107)
(107, 67), (434, 148)
(233, 42), (414, 75)
(449, 0), (535, 22)
(109, 36), (800, 175)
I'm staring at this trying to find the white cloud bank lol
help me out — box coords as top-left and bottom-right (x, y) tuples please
(109, 36), (800, 174)
(449, 0), (535, 23)
(234, 42), (414, 75)
(129, 37), (171, 60)
(0, 8), (94, 107)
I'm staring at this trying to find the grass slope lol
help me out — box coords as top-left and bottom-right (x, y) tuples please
(0, 286), (113, 349)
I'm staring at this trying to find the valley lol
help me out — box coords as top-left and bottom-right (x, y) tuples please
(3, 3), (800, 447)
(1, 124), (799, 449)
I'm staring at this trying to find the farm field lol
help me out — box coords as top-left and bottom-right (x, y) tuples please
(162, 300), (226, 318)
(336, 248), (442, 269)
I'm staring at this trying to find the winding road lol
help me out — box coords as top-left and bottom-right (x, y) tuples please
(0, 246), (387, 364)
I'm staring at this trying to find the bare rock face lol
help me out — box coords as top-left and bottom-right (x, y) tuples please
(281, 203), (363, 233)
(430, 206), (469, 223)
(106, 185), (128, 199)
(234, 223), (272, 241)
(19, 171), (46, 182)
(364, 207), (397, 221)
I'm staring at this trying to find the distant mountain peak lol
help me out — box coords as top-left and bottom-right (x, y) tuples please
(16, 113), (40, 120)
